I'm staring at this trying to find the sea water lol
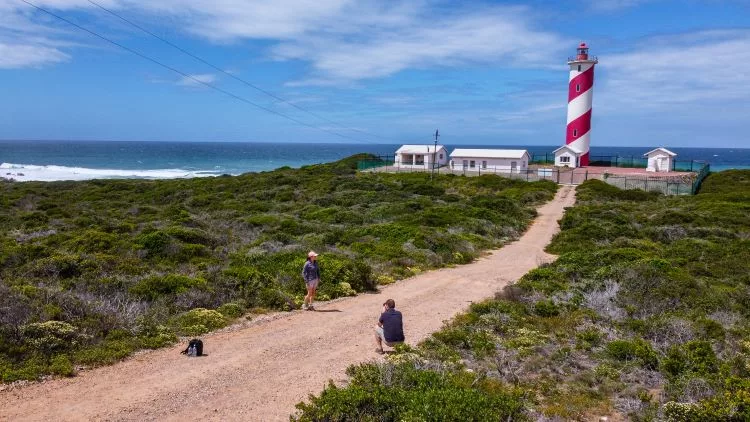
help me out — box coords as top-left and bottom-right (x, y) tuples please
(1, 140), (748, 182)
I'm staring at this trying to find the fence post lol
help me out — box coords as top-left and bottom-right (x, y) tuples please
(556, 170), (560, 184)
(585, 170), (588, 181)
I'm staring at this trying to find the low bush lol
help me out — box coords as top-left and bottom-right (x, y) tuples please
(129, 274), (207, 300)
(216, 303), (244, 318)
(171, 308), (227, 336)
(605, 338), (659, 369)
(293, 362), (527, 421)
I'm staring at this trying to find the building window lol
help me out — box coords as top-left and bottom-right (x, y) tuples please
(573, 129), (578, 137)
(439, 153), (443, 159)
(576, 84), (580, 92)
(470, 160), (476, 168)
(482, 161), (487, 169)
(560, 156), (571, 164)
(577, 64), (581, 72)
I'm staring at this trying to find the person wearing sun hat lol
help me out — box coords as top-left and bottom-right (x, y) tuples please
(301, 250), (321, 310)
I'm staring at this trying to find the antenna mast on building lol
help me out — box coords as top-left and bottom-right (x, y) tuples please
(432, 129), (440, 179)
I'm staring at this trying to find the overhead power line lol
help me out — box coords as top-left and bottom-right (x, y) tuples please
(85, 0), (391, 144)
(19, 0), (374, 143)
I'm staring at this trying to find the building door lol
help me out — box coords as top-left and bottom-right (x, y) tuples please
(511, 161), (517, 173)
(462, 160), (468, 169)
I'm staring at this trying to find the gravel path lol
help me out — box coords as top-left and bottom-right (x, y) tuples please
(0, 185), (575, 422)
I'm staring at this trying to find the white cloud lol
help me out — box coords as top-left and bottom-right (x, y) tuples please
(588, 0), (649, 11)
(274, 8), (565, 85)
(599, 29), (750, 108)
(2, 0), (567, 82)
(0, 42), (69, 68)
(176, 73), (217, 87)
(0, 0), (98, 68)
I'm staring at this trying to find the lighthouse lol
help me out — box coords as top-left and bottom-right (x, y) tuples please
(565, 42), (597, 167)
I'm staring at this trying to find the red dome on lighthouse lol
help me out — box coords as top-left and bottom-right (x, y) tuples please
(576, 42), (589, 60)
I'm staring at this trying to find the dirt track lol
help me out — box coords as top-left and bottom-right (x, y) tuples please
(0, 185), (575, 422)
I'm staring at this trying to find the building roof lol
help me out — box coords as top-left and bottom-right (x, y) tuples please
(552, 144), (583, 155)
(643, 147), (677, 157)
(395, 144), (446, 154)
(449, 149), (529, 159)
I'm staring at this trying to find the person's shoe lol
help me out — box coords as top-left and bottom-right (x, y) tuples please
(307, 304), (315, 311)
(375, 348), (384, 354)
(301, 304), (308, 311)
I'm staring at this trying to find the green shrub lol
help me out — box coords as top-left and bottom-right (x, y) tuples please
(129, 274), (206, 300)
(216, 303), (244, 318)
(605, 338), (659, 369)
(577, 328), (603, 350)
(171, 308), (227, 336)
(30, 253), (81, 278)
(518, 267), (568, 294)
(22, 321), (79, 356)
(293, 362), (526, 421)
(534, 300), (560, 317)
(662, 341), (718, 377)
(135, 230), (171, 257)
(74, 340), (136, 366)
(48, 355), (75, 377)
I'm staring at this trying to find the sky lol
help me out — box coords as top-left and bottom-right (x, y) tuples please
(1, 0), (749, 148)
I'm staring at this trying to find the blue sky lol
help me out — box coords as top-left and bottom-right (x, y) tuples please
(1, 0), (749, 147)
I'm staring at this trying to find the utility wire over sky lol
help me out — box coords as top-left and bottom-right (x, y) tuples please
(19, 0), (418, 145)
(84, 0), (393, 144)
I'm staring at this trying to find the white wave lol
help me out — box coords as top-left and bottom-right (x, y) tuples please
(0, 163), (230, 182)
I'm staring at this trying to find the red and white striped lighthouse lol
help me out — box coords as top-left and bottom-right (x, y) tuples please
(566, 42), (598, 167)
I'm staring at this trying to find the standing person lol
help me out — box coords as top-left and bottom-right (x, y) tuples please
(301, 251), (320, 311)
(374, 299), (404, 354)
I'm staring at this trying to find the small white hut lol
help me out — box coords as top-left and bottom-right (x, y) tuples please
(644, 147), (677, 172)
(553, 145), (583, 168)
(449, 149), (529, 173)
(394, 145), (448, 169)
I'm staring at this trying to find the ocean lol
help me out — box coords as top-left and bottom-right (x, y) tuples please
(1, 140), (749, 182)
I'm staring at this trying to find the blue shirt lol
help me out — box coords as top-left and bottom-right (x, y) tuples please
(379, 309), (405, 343)
(302, 260), (320, 282)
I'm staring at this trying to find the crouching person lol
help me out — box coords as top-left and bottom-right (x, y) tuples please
(374, 299), (404, 354)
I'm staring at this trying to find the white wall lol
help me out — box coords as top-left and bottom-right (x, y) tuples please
(449, 156), (528, 173)
(646, 152), (673, 172)
(555, 151), (578, 168)
(395, 148), (448, 168)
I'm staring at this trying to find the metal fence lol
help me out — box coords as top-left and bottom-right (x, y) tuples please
(529, 153), (703, 172)
(357, 155), (710, 196)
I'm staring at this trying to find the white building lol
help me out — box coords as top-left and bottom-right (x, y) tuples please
(449, 149), (530, 173)
(644, 147), (677, 172)
(394, 145), (448, 169)
(553, 145), (584, 168)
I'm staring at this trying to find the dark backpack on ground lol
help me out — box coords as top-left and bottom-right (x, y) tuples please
(181, 338), (204, 357)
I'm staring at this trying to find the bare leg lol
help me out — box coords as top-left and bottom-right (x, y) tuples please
(304, 285), (314, 308)
(374, 328), (384, 352)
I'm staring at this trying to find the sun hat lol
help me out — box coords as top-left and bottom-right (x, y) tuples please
(308, 251), (318, 258)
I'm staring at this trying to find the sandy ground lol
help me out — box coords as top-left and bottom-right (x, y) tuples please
(0, 186), (575, 422)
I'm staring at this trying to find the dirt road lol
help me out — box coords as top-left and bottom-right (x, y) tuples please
(0, 185), (575, 422)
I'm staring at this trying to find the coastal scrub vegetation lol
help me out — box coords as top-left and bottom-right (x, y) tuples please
(294, 170), (750, 421)
(0, 154), (556, 382)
